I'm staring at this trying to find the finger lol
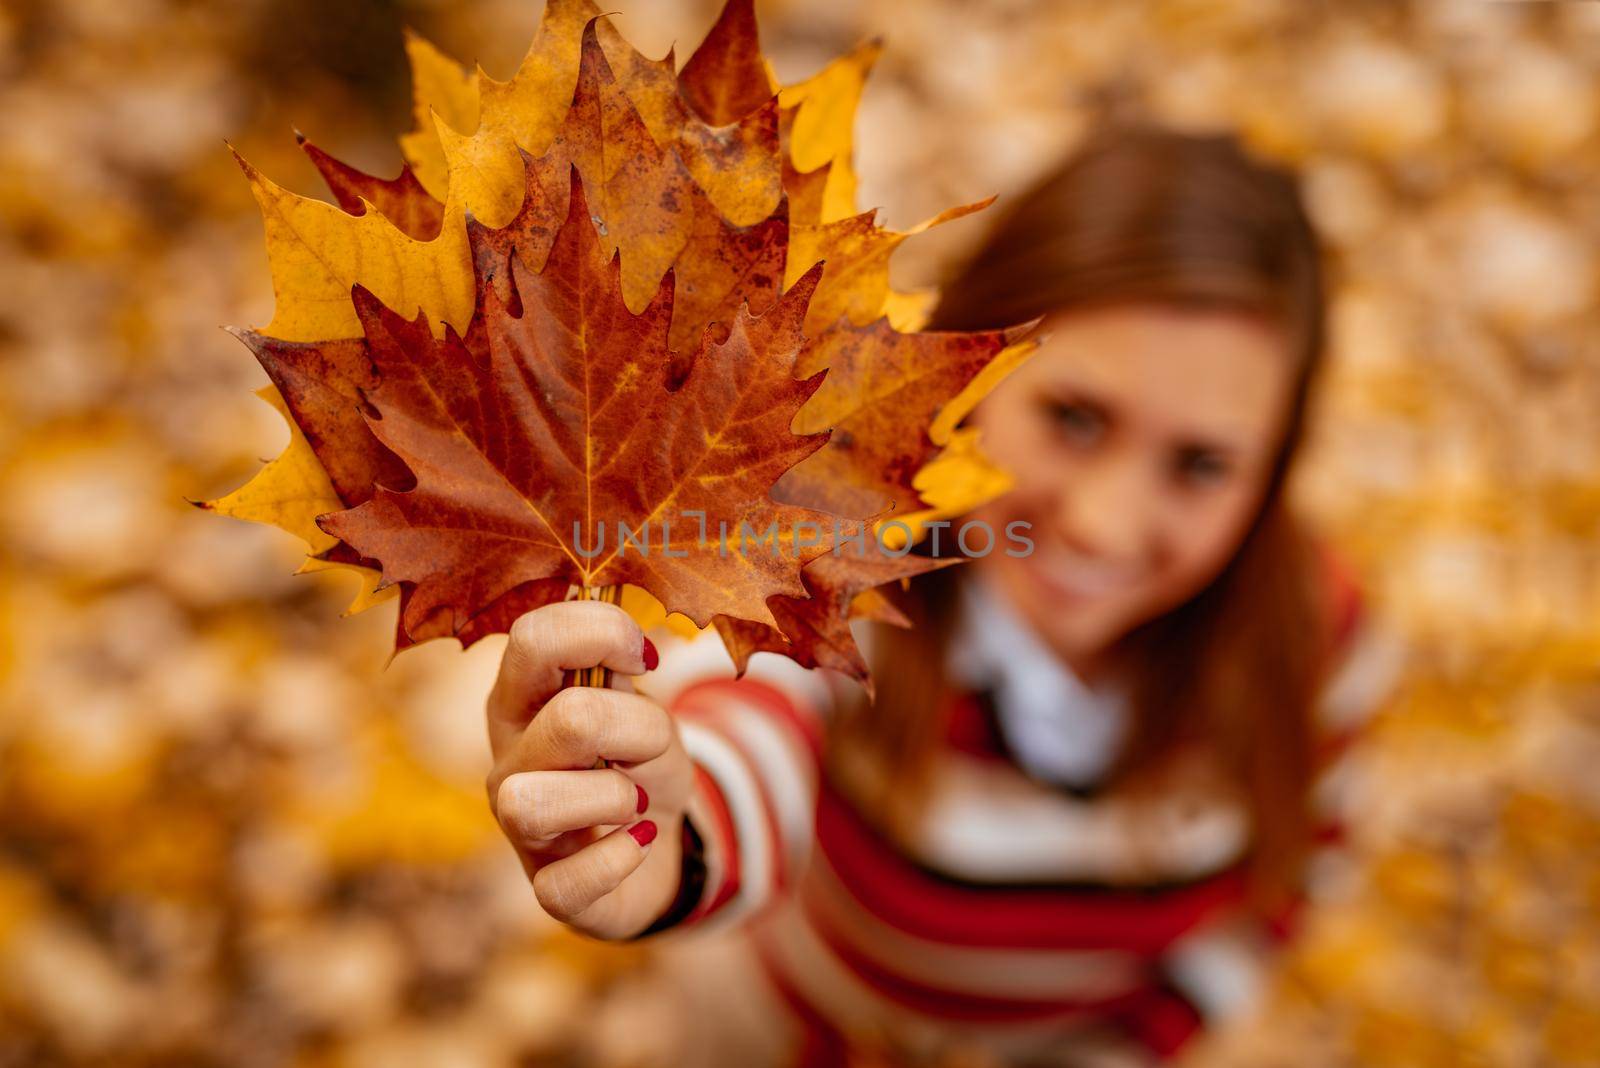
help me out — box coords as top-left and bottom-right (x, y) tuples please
(488, 600), (648, 741)
(499, 687), (670, 784)
(495, 768), (646, 847)
(532, 821), (657, 923)
(487, 688), (673, 801)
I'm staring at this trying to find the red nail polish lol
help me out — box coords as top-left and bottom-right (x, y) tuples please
(628, 820), (657, 847)
(641, 636), (659, 671)
(635, 784), (648, 813)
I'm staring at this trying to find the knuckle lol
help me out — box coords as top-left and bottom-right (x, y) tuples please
(542, 688), (606, 750)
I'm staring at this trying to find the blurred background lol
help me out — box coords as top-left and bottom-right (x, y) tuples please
(2, 0), (1599, 1064)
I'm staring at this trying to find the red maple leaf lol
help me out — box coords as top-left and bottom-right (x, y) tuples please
(316, 170), (839, 637)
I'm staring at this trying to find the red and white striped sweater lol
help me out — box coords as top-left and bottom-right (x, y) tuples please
(635, 565), (1396, 1066)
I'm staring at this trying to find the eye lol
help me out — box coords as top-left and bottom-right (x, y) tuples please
(1172, 445), (1233, 488)
(1043, 398), (1105, 446)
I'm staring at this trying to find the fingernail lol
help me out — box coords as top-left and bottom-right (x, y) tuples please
(635, 784), (648, 813)
(641, 636), (659, 671)
(628, 820), (657, 847)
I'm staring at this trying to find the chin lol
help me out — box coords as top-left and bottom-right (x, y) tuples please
(1035, 606), (1136, 665)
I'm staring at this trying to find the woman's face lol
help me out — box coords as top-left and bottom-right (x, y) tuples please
(969, 304), (1297, 672)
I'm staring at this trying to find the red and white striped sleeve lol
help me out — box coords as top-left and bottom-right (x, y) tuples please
(635, 634), (843, 932)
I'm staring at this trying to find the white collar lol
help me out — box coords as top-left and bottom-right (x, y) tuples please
(947, 569), (1128, 788)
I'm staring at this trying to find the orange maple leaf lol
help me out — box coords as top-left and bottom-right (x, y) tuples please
(778, 317), (1039, 522)
(317, 172), (837, 636)
(298, 134), (444, 242)
(714, 548), (962, 694)
(208, 0), (1038, 686)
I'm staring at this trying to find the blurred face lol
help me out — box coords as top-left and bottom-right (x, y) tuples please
(969, 304), (1296, 675)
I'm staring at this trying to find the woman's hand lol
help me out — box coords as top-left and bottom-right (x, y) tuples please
(485, 600), (693, 940)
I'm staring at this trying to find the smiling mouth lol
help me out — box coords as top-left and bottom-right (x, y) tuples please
(1022, 546), (1144, 601)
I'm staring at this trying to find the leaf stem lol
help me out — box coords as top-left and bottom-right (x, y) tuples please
(570, 583), (621, 688)
(566, 584), (623, 773)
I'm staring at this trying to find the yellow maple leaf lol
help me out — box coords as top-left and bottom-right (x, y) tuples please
(235, 151), (474, 342)
(883, 288), (939, 331)
(874, 336), (1037, 547)
(419, 3), (583, 225)
(785, 197), (994, 337)
(780, 38), (883, 226)
(619, 585), (707, 641)
(397, 30), (482, 200)
(197, 387), (393, 614)
(214, 0), (1036, 653)
(199, 386), (340, 554)
(882, 430), (1014, 550)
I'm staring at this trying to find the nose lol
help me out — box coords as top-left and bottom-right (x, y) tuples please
(1050, 451), (1156, 563)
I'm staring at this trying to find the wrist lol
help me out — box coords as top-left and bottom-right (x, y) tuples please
(635, 814), (705, 938)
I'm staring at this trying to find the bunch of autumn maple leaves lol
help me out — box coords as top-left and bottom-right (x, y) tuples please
(204, 0), (1035, 693)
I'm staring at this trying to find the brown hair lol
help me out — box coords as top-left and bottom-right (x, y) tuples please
(832, 124), (1330, 908)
